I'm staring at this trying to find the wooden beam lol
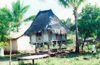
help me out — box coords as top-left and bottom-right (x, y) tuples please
(58, 41), (62, 52)
(47, 42), (50, 55)
(35, 43), (38, 54)
(32, 59), (34, 65)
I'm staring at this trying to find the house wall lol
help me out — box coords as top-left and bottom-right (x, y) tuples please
(31, 34), (36, 43)
(51, 34), (67, 41)
(17, 36), (35, 53)
(51, 34), (56, 41)
(5, 40), (18, 52)
(62, 35), (66, 40)
(30, 32), (67, 44)
(43, 32), (49, 42)
(31, 32), (49, 44)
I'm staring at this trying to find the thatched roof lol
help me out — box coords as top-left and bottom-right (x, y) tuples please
(24, 9), (69, 36)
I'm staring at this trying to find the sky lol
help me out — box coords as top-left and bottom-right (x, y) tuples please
(0, 0), (100, 31)
(0, 0), (100, 20)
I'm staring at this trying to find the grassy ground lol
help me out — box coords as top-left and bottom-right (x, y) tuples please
(35, 53), (100, 65)
(0, 52), (100, 65)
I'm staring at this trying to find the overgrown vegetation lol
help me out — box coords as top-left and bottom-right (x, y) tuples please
(78, 4), (100, 39)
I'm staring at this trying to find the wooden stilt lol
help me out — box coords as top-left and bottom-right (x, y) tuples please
(60, 41), (62, 50)
(32, 59), (34, 65)
(56, 41), (58, 52)
(48, 42), (50, 55)
(58, 41), (61, 52)
(35, 43), (37, 54)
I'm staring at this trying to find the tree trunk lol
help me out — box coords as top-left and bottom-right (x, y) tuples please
(35, 43), (38, 54)
(74, 10), (79, 53)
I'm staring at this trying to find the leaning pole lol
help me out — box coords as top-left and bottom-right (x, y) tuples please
(9, 24), (12, 65)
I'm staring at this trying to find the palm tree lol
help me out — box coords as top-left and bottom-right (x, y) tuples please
(0, 0), (36, 33)
(58, 0), (86, 53)
(12, 0), (29, 32)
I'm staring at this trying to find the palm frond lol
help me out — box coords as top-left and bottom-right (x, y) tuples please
(77, 0), (86, 8)
(58, 0), (70, 7)
(0, 8), (13, 21)
(24, 15), (36, 22)
(21, 5), (29, 15)
(58, 0), (85, 9)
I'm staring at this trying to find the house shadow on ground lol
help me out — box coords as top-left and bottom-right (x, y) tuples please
(60, 51), (100, 60)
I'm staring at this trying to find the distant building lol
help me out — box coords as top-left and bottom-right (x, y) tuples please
(24, 9), (68, 52)
(5, 32), (35, 53)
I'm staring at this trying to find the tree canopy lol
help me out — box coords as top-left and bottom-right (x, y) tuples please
(0, 0), (35, 47)
(0, 8), (12, 48)
(61, 18), (73, 29)
(58, 0), (85, 10)
(78, 4), (100, 39)
(0, 8), (12, 42)
(11, 0), (29, 32)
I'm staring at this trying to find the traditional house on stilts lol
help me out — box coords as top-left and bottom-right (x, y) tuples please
(24, 9), (68, 54)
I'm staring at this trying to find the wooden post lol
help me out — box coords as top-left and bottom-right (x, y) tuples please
(58, 41), (61, 52)
(56, 41), (58, 52)
(9, 34), (12, 65)
(48, 42), (50, 55)
(32, 59), (34, 65)
(35, 43), (37, 54)
(59, 42), (61, 51)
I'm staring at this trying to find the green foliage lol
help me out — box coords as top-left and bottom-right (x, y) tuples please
(35, 52), (100, 65)
(0, 0), (35, 32)
(61, 18), (73, 29)
(78, 4), (100, 39)
(0, 8), (13, 22)
(0, 42), (8, 48)
(58, 0), (86, 10)
(0, 0), (35, 47)
(19, 61), (24, 65)
(67, 39), (73, 44)
(11, 0), (36, 32)
(24, 15), (36, 22)
(11, 0), (29, 32)
(0, 8), (11, 47)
